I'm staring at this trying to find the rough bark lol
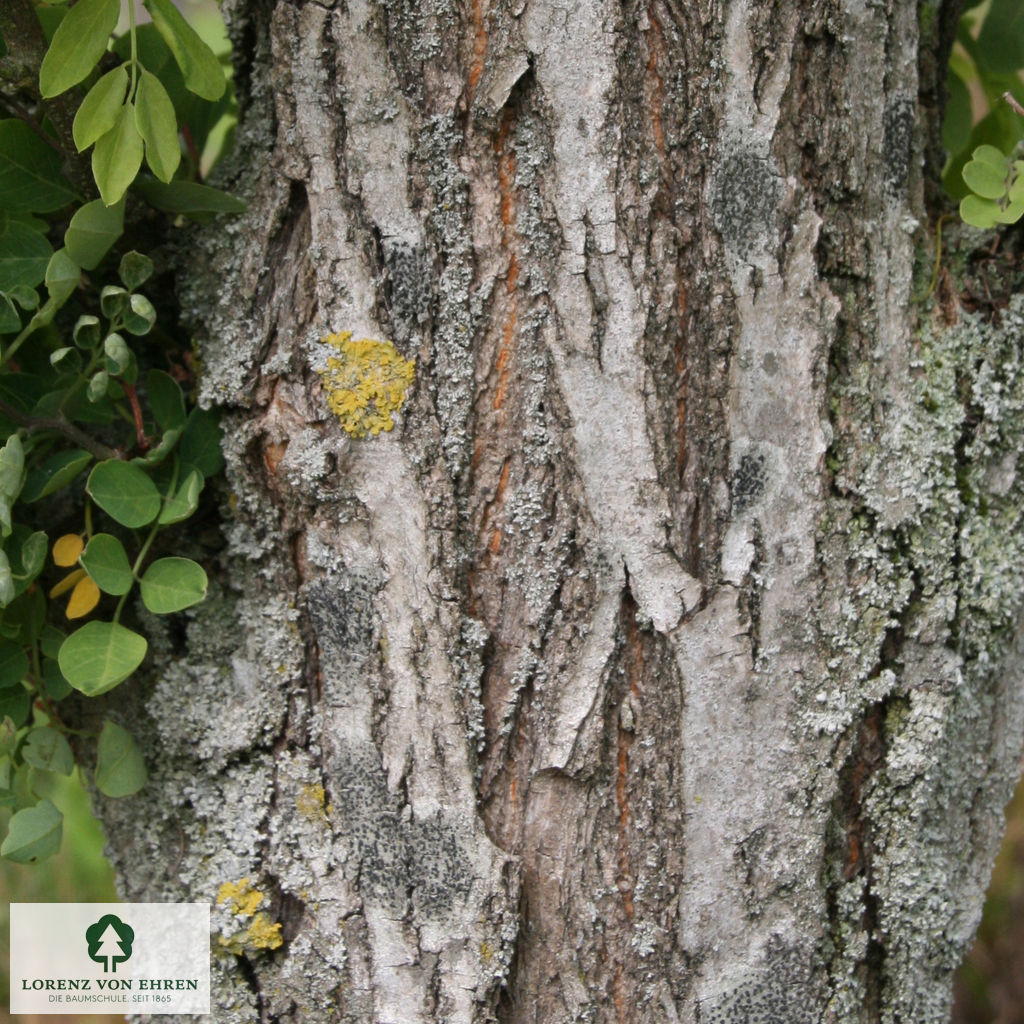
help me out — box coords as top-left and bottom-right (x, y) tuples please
(93, 0), (1024, 1021)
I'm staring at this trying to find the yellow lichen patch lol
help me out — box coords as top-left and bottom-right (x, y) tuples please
(316, 331), (415, 438)
(217, 877), (265, 917)
(480, 940), (494, 963)
(296, 783), (332, 824)
(217, 879), (283, 956)
(219, 913), (283, 955)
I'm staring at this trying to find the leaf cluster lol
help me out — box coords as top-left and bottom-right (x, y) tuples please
(0, 0), (240, 863)
(944, 0), (1024, 227)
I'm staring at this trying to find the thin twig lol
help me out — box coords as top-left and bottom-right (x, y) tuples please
(1003, 92), (1024, 119)
(0, 397), (117, 460)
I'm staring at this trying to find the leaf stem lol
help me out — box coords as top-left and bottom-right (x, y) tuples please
(0, 398), (117, 460)
(129, 0), (138, 95)
(112, 459), (178, 621)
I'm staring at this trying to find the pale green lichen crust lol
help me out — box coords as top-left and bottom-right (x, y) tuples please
(812, 292), (1024, 1023)
(316, 331), (415, 438)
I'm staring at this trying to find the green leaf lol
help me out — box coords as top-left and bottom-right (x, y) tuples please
(87, 459), (162, 527)
(64, 197), (125, 270)
(0, 716), (16, 756)
(100, 285), (128, 319)
(18, 531), (47, 586)
(80, 533), (133, 595)
(49, 346), (81, 372)
(140, 556), (207, 613)
(0, 640), (27, 689)
(39, 0), (119, 97)
(40, 625), (65, 661)
(960, 194), (1001, 229)
(963, 157), (1009, 200)
(119, 251), (153, 290)
(0, 293), (19, 334)
(95, 720), (147, 797)
(58, 620), (147, 696)
(7, 285), (39, 311)
(135, 70), (181, 183)
(180, 407), (224, 477)
(158, 468), (202, 525)
(22, 726), (74, 775)
(147, 369), (187, 430)
(0, 121), (76, 212)
(87, 369), (111, 402)
(0, 685), (29, 727)
(74, 314), (102, 348)
(0, 212), (53, 292)
(133, 177), (245, 215)
(122, 293), (156, 336)
(43, 658), (71, 700)
(103, 332), (131, 374)
(73, 65), (130, 152)
(2, 799), (62, 862)
(92, 105), (144, 207)
(0, 555), (14, 609)
(143, 0), (226, 101)
(0, 759), (33, 809)
(132, 425), (182, 467)
(44, 248), (80, 306)
(21, 449), (93, 503)
(0, 434), (24, 537)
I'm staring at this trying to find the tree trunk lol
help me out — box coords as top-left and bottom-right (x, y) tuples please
(97, 0), (1024, 1021)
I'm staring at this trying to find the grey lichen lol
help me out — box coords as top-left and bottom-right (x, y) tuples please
(814, 293), (1024, 1021)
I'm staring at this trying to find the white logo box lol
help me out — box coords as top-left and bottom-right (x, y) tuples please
(10, 903), (210, 1015)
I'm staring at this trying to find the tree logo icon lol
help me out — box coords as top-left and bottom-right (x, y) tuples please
(85, 914), (134, 973)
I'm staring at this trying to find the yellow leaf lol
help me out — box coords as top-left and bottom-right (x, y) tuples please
(50, 568), (86, 598)
(66, 576), (100, 619)
(53, 534), (84, 567)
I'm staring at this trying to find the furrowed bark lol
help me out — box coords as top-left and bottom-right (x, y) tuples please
(95, 1), (1024, 1022)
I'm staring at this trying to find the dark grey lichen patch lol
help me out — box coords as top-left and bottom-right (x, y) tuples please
(383, 240), (434, 344)
(713, 150), (781, 255)
(697, 947), (821, 1024)
(327, 743), (473, 914)
(731, 451), (768, 514)
(883, 99), (915, 194)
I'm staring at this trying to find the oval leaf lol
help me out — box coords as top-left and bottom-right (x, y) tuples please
(73, 66), (130, 151)
(87, 460), (162, 528)
(39, 0), (119, 97)
(64, 197), (125, 270)
(143, 0), (226, 101)
(0, 639), (27, 689)
(95, 720), (147, 797)
(147, 369), (187, 431)
(22, 726), (74, 775)
(58, 620), (147, 696)
(0, 121), (77, 212)
(140, 557), (207, 613)
(92, 105), (143, 207)
(80, 533), (133, 595)
(65, 576), (101, 619)
(1, 798), (62, 863)
(962, 158), (1008, 201)
(158, 468), (202, 525)
(135, 70), (181, 183)
(133, 178), (246, 215)
(22, 450), (93, 504)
